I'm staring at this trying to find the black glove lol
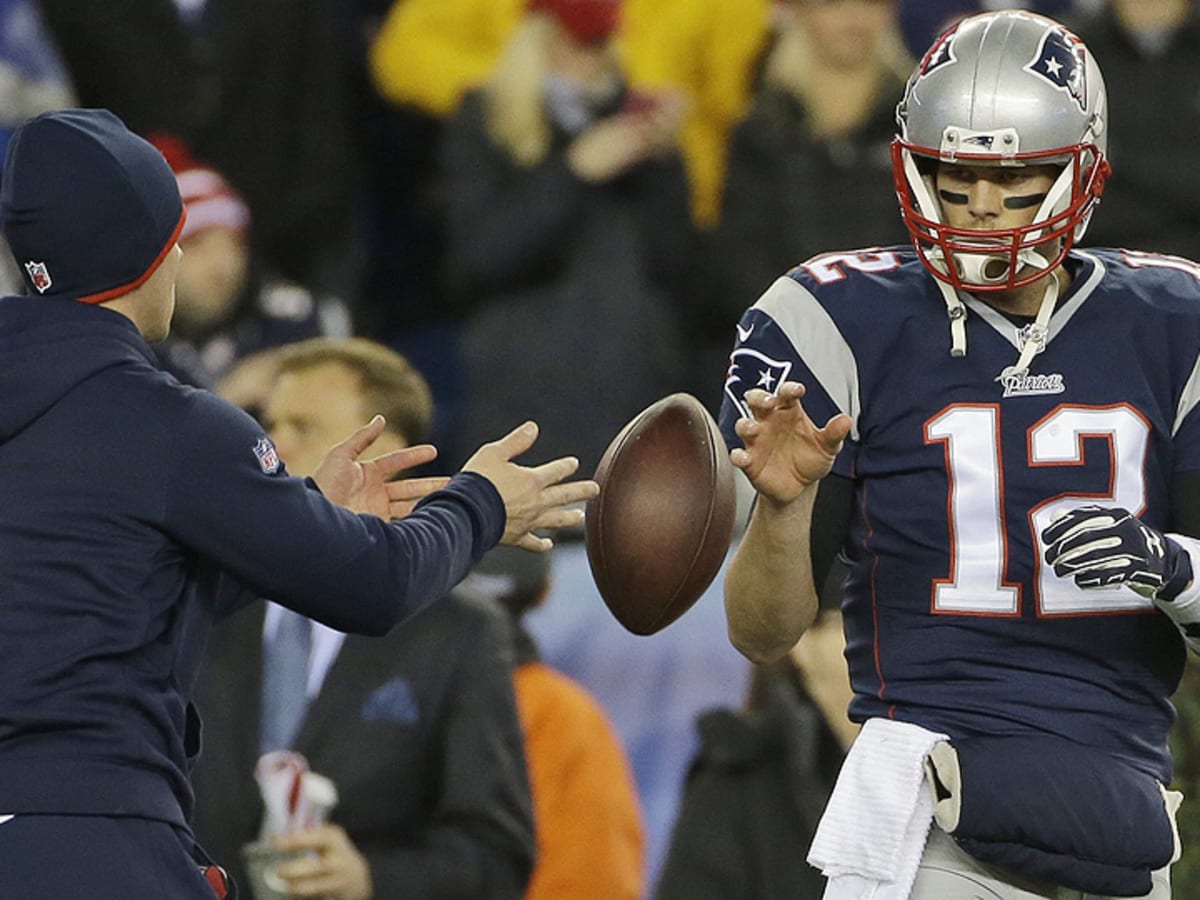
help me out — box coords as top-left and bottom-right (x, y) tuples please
(1042, 506), (1193, 601)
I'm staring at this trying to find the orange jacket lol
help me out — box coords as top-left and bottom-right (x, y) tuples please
(514, 661), (645, 900)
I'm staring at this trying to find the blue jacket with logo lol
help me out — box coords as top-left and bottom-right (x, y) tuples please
(0, 295), (505, 829)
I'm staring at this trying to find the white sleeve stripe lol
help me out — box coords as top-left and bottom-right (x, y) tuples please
(754, 276), (861, 441)
(1174, 350), (1200, 438)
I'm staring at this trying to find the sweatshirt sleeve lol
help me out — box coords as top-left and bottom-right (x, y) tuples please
(161, 391), (505, 635)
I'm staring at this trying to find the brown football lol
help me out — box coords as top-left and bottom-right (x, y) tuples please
(585, 393), (737, 635)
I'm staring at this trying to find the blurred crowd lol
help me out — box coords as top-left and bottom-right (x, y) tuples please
(2, 0), (1199, 896)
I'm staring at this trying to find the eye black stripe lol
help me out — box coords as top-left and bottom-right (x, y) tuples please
(1003, 193), (1047, 210)
(938, 189), (968, 205)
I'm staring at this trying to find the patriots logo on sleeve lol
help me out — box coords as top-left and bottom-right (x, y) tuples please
(253, 436), (281, 474)
(724, 348), (792, 419)
(1025, 24), (1087, 111)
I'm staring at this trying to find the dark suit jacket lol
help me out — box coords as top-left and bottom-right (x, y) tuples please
(190, 591), (534, 898)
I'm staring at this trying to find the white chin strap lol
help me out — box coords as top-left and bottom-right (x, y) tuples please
(903, 152), (970, 357)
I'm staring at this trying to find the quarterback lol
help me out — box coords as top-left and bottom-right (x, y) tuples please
(722, 11), (1200, 900)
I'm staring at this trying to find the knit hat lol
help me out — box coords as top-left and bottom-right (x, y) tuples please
(149, 134), (250, 243)
(529, 0), (620, 43)
(0, 109), (185, 304)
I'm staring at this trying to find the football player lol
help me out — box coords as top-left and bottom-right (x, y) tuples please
(720, 10), (1200, 900)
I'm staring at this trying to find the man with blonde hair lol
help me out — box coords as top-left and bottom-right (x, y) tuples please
(194, 336), (537, 899)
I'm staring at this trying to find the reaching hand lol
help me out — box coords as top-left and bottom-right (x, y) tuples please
(311, 416), (449, 520)
(731, 382), (852, 506)
(1042, 505), (1194, 601)
(463, 421), (599, 551)
(273, 823), (371, 900)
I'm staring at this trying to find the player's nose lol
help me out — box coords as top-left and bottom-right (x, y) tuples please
(966, 180), (1004, 219)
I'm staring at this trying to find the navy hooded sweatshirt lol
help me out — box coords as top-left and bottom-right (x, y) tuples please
(0, 295), (505, 828)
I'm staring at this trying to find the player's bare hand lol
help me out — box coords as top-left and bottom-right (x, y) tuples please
(312, 415), (442, 519)
(731, 382), (851, 505)
(274, 823), (372, 900)
(463, 421), (600, 551)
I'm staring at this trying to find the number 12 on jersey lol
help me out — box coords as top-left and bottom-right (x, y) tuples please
(925, 402), (1154, 616)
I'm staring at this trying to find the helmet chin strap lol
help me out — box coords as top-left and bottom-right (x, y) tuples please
(903, 151), (970, 358)
(931, 270), (969, 358)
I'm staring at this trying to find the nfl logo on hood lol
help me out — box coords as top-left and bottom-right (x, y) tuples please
(24, 261), (52, 293)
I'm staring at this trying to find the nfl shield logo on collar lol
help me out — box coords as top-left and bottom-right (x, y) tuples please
(24, 261), (52, 293)
(253, 436), (281, 474)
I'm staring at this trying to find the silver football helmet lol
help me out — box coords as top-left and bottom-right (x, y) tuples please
(893, 11), (1110, 293)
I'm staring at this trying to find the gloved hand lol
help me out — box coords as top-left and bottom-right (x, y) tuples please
(1042, 506), (1194, 601)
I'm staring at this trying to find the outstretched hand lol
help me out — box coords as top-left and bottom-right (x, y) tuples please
(463, 421), (599, 551)
(312, 416), (449, 520)
(731, 381), (851, 506)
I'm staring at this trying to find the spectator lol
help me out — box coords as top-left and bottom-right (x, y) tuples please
(619, 0), (771, 228)
(192, 337), (535, 899)
(654, 573), (855, 900)
(178, 0), (362, 300)
(463, 545), (646, 899)
(1068, 0), (1200, 260)
(369, 0), (770, 230)
(37, 0), (204, 140)
(701, 0), (911, 404)
(369, 0), (526, 119)
(148, 136), (351, 396)
(440, 0), (696, 474)
(0, 0), (74, 165)
(522, 543), (751, 888)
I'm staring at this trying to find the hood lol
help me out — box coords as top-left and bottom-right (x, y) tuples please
(0, 295), (156, 439)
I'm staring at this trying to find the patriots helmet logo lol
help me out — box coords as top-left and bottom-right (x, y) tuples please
(253, 436), (281, 474)
(1025, 24), (1087, 111)
(917, 24), (958, 78)
(724, 348), (792, 419)
(24, 261), (52, 293)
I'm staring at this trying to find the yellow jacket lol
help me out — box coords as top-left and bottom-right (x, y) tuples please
(621, 0), (770, 227)
(369, 0), (527, 118)
(368, 0), (770, 227)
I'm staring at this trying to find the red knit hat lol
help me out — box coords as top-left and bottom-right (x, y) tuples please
(148, 134), (250, 242)
(529, 0), (620, 43)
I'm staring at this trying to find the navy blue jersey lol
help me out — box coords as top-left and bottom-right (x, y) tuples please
(719, 247), (1200, 783)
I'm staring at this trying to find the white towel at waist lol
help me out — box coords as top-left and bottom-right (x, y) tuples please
(808, 717), (949, 900)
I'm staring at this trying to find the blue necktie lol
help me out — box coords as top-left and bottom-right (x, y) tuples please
(260, 607), (312, 753)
